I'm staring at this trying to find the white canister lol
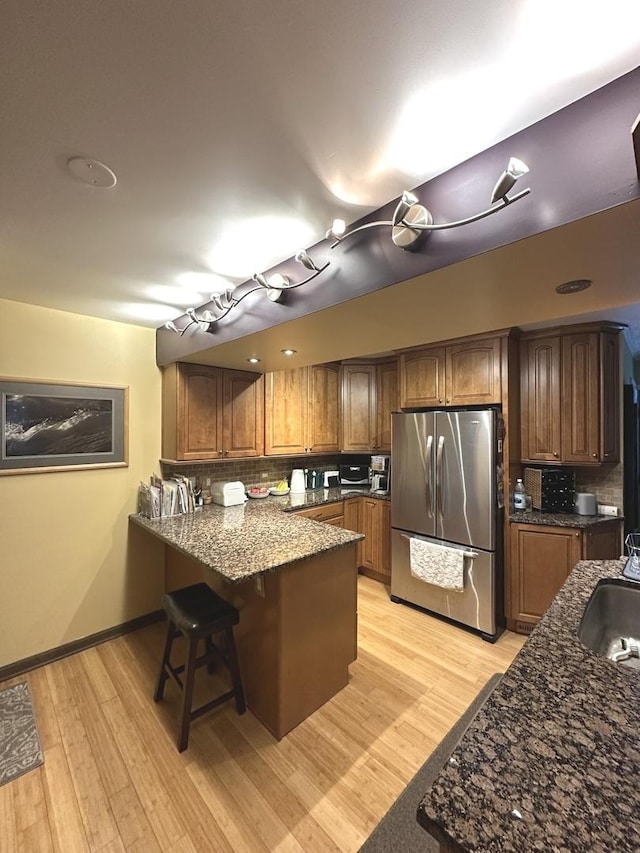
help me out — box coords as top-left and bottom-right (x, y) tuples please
(290, 469), (306, 494)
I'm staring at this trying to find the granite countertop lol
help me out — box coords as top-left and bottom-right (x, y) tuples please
(417, 558), (640, 853)
(280, 485), (391, 511)
(130, 487), (369, 583)
(509, 510), (622, 528)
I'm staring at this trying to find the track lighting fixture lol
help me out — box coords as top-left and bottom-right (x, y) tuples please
(165, 156), (532, 336)
(327, 156), (530, 251)
(165, 251), (328, 334)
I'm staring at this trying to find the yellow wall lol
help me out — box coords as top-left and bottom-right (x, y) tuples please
(0, 299), (165, 668)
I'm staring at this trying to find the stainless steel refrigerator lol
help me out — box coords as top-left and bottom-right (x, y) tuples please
(391, 409), (502, 641)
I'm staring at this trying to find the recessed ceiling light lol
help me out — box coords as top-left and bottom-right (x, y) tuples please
(556, 279), (592, 295)
(66, 156), (117, 188)
(247, 357), (261, 364)
(281, 348), (297, 356)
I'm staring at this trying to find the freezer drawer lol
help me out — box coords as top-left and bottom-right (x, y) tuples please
(390, 528), (496, 637)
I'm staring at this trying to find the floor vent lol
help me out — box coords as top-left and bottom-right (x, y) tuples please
(515, 621), (536, 635)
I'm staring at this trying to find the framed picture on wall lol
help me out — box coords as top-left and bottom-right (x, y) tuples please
(0, 378), (128, 475)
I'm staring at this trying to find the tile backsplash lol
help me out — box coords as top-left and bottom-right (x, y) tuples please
(574, 464), (623, 511)
(161, 454), (370, 491)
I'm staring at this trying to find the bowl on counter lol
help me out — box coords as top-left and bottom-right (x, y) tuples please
(269, 487), (290, 496)
(246, 488), (270, 499)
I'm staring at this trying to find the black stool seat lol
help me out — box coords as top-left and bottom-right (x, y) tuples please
(162, 583), (239, 635)
(154, 582), (245, 752)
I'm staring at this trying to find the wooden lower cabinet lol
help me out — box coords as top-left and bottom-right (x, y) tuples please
(353, 498), (391, 584)
(508, 520), (623, 633)
(293, 502), (344, 524)
(298, 497), (391, 584)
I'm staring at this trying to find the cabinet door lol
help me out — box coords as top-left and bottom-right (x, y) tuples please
(340, 364), (376, 451)
(561, 333), (599, 464)
(376, 361), (398, 452)
(264, 368), (307, 455)
(445, 339), (501, 406)
(343, 497), (363, 566)
(583, 522), (622, 560)
(360, 498), (379, 570)
(377, 502), (391, 582)
(510, 524), (582, 624)
(308, 364), (340, 453)
(174, 364), (223, 460)
(399, 347), (445, 408)
(521, 336), (561, 462)
(600, 332), (620, 462)
(222, 370), (264, 458)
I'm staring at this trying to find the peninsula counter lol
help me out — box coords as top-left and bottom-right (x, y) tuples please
(130, 496), (363, 739)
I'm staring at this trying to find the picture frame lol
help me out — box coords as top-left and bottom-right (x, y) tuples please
(0, 378), (128, 475)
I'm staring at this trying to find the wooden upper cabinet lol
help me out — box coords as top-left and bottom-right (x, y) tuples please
(265, 364), (339, 455)
(376, 360), (398, 452)
(340, 364), (376, 451)
(520, 324), (621, 465)
(561, 333), (599, 464)
(399, 337), (502, 409)
(222, 370), (264, 458)
(162, 363), (263, 461)
(521, 336), (561, 462)
(340, 360), (398, 452)
(308, 363), (340, 453)
(600, 331), (620, 462)
(445, 339), (501, 406)
(264, 367), (308, 455)
(399, 347), (445, 408)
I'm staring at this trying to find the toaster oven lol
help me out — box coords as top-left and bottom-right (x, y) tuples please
(339, 464), (370, 486)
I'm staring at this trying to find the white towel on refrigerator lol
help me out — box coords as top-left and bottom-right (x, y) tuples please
(409, 538), (466, 591)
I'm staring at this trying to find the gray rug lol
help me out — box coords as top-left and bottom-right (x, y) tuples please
(359, 673), (503, 852)
(0, 682), (43, 787)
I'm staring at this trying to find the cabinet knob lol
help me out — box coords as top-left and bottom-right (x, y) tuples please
(218, 449), (223, 455)
(592, 452), (597, 458)
(575, 532), (580, 537)
(224, 450), (229, 456)
(553, 452), (559, 458)
(439, 398), (443, 404)
(446, 398), (450, 405)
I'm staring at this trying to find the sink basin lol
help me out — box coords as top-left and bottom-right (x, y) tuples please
(578, 578), (640, 667)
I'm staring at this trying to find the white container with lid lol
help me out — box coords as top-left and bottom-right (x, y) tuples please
(574, 492), (597, 515)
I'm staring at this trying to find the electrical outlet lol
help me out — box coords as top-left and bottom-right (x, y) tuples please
(260, 471), (269, 481)
(597, 504), (618, 516)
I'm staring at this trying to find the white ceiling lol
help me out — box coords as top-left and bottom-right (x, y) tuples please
(2, 1), (640, 340)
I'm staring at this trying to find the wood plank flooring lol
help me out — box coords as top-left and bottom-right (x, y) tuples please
(1, 577), (525, 852)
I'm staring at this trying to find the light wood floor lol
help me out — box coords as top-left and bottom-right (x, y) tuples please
(1, 577), (525, 853)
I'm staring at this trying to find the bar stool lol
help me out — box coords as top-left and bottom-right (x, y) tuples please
(154, 582), (246, 752)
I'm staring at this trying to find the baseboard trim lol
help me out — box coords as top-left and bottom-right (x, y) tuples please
(0, 609), (165, 684)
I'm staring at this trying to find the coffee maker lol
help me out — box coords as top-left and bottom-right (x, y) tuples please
(370, 454), (390, 493)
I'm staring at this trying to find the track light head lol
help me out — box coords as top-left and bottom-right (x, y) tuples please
(491, 157), (530, 204)
(295, 249), (318, 272)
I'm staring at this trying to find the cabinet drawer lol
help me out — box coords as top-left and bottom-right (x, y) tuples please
(293, 502), (344, 522)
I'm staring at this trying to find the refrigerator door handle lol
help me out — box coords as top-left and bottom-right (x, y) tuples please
(425, 434), (434, 518)
(436, 435), (445, 518)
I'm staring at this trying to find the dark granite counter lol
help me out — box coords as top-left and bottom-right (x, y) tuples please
(417, 558), (640, 853)
(509, 510), (622, 528)
(130, 488), (366, 584)
(280, 485), (391, 511)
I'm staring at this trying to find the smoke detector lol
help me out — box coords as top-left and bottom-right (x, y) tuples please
(66, 157), (117, 188)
